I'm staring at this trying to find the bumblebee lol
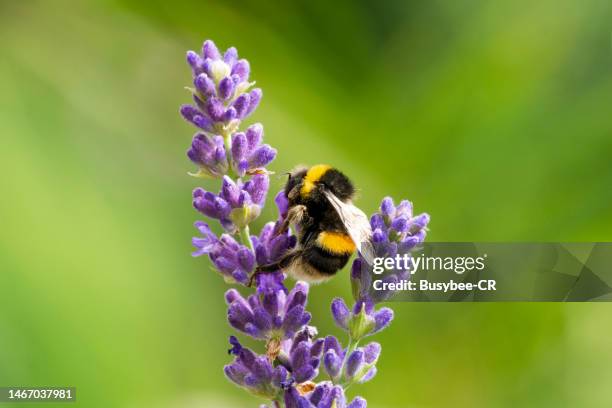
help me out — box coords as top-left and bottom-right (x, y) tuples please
(254, 164), (374, 283)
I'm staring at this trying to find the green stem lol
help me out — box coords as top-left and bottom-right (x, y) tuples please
(239, 225), (255, 252)
(338, 335), (359, 386)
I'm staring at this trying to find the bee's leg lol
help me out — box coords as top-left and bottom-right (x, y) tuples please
(247, 250), (301, 287)
(279, 205), (309, 233)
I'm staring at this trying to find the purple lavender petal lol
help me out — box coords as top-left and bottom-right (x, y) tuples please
(179, 104), (199, 122)
(282, 305), (309, 335)
(345, 349), (364, 379)
(206, 97), (225, 121)
(245, 88), (262, 116)
(362, 342), (381, 364)
(237, 247), (255, 271)
(223, 46), (238, 66)
(194, 73), (216, 96)
(323, 336), (343, 358)
(192, 115), (213, 131)
(358, 366), (377, 384)
(231, 59), (250, 82)
(233, 93), (251, 118)
(323, 350), (342, 378)
(231, 132), (248, 163)
(244, 174), (269, 206)
(252, 307), (273, 332)
(294, 366), (315, 384)
(227, 300), (255, 333)
(225, 289), (242, 305)
(274, 191), (289, 219)
(370, 213), (385, 231)
(245, 123), (263, 150)
(309, 382), (330, 406)
(396, 199), (413, 218)
(380, 196), (395, 218)
(249, 145), (277, 168)
(372, 307), (394, 334)
(408, 213), (430, 233)
(391, 217), (409, 233)
(331, 298), (350, 330)
(319, 385), (345, 408)
(311, 338), (324, 357)
(186, 51), (203, 73)
(252, 356), (273, 383)
(202, 39), (221, 59)
(220, 176), (241, 207)
(348, 397), (368, 408)
(223, 107), (237, 121)
(224, 364), (247, 386)
(272, 365), (288, 388)
(219, 76), (235, 100)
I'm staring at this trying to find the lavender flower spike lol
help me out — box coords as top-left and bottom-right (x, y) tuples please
(230, 124), (277, 176)
(191, 222), (254, 285)
(283, 382), (367, 408)
(182, 40), (433, 408)
(187, 133), (228, 178)
(192, 173), (269, 232)
(225, 279), (311, 340)
(225, 336), (289, 399)
(182, 39), (262, 138)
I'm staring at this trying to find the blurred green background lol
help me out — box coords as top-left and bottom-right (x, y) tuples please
(1, 0), (611, 407)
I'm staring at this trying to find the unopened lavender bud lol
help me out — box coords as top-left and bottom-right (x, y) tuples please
(206, 97), (225, 121)
(370, 213), (385, 231)
(372, 307), (394, 334)
(323, 350), (342, 379)
(219, 76), (235, 100)
(362, 342), (381, 364)
(246, 123), (263, 149)
(231, 59), (250, 82)
(358, 367), (377, 384)
(409, 213), (430, 233)
(380, 197), (395, 219)
(348, 397), (368, 408)
(331, 298), (350, 330)
(244, 174), (269, 206)
(391, 217), (409, 233)
(396, 200), (413, 218)
(237, 248), (255, 271)
(186, 50), (203, 72)
(249, 145), (277, 168)
(320, 385), (345, 408)
(372, 228), (387, 243)
(192, 115), (212, 131)
(233, 93), (251, 118)
(246, 88), (262, 116)
(225, 288), (242, 304)
(180, 104), (199, 121)
(346, 350), (364, 379)
(202, 39), (221, 59)
(221, 176), (241, 207)
(194, 73), (216, 96)
(223, 107), (237, 121)
(274, 191), (289, 219)
(223, 46), (238, 65)
(231, 132), (248, 163)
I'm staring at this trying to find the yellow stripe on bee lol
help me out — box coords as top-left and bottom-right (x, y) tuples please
(317, 231), (356, 255)
(300, 164), (331, 197)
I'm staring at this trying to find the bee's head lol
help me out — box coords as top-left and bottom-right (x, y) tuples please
(285, 164), (354, 204)
(285, 166), (308, 203)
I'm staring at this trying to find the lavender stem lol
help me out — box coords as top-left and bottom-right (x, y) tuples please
(239, 224), (255, 253)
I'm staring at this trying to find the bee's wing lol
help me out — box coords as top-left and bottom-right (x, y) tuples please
(323, 190), (375, 265)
